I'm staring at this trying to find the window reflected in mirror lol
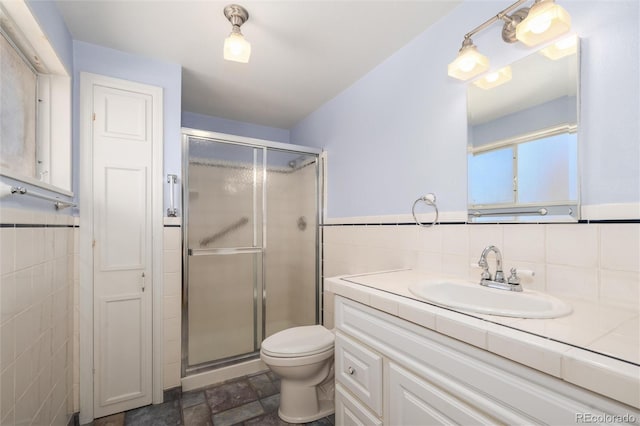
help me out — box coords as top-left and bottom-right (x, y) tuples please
(467, 35), (579, 222)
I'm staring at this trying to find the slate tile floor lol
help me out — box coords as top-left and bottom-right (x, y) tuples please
(90, 372), (335, 426)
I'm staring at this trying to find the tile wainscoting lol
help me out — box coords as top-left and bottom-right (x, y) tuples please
(0, 208), (76, 426)
(0, 211), (184, 425)
(321, 221), (640, 329)
(163, 219), (182, 390)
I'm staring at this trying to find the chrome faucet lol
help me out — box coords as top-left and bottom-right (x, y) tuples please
(478, 245), (522, 292)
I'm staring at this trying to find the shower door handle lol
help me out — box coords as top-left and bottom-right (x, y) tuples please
(188, 247), (263, 256)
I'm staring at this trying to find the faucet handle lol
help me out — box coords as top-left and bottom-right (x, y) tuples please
(475, 260), (491, 280)
(507, 267), (520, 285)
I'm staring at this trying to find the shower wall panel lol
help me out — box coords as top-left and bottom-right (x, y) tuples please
(265, 161), (317, 337)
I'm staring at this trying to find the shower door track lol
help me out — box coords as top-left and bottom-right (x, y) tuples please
(181, 128), (323, 380)
(185, 351), (260, 377)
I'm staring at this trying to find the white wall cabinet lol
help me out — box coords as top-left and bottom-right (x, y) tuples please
(334, 295), (639, 426)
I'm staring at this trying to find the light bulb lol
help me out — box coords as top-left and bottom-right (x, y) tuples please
(516, 0), (571, 47)
(228, 35), (244, 55)
(540, 34), (578, 60)
(458, 56), (477, 73)
(224, 31), (251, 63)
(529, 14), (552, 34)
(448, 43), (490, 81)
(485, 72), (500, 83)
(472, 66), (512, 90)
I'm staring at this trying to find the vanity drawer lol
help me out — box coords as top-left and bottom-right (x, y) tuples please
(335, 331), (383, 416)
(336, 383), (382, 426)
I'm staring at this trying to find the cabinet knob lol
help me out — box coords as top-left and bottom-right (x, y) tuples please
(347, 366), (355, 375)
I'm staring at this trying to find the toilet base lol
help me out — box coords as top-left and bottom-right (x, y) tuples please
(278, 399), (334, 424)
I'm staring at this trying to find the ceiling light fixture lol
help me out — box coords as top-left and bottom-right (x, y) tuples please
(223, 4), (251, 63)
(448, 0), (571, 81)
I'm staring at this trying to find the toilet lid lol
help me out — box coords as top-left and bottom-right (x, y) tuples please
(261, 325), (334, 358)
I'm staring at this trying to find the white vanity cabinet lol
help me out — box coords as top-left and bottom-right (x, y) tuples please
(334, 295), (639, 426)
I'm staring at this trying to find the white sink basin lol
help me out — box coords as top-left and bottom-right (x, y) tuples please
(409, 280), (572, 319)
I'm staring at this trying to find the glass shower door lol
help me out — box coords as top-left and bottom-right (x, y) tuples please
(185, 138), (264, 369)
(183, 133), (321, 375)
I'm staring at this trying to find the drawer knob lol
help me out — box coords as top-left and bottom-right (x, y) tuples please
(347, 366), (355, 375)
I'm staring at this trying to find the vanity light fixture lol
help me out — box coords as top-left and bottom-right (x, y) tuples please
(223, 4), (251, 63)
(516, 0), (571, 47)
(448, 0), (571, 81)
(539, 34), (578, 60)
(448, 38), (490, 81)
(472, 66), (512, 90)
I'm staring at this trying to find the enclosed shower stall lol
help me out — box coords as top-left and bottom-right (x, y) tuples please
(182, 130), (322, 376)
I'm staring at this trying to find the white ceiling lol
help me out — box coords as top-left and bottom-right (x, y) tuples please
(56, 1), (461, 129)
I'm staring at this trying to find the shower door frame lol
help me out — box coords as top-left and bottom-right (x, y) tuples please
(181, 128), (323, 377)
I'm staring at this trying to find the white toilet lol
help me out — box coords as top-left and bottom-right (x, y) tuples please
(260, 325), (335, 423)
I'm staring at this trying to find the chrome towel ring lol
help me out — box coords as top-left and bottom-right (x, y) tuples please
(412, 193), (439, 227)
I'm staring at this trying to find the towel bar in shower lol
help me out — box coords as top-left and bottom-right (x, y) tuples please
(188, 247), (263, 256)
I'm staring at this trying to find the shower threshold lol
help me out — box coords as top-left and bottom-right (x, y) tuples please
(182, 355), (268, 392)
(185, 351), (262, 377)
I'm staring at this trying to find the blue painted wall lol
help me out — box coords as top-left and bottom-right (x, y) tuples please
(291, 0), (639, 218)
(72, 41), (182, 212)
(11, 0), (640, 218)
(183, 111), (290, 144)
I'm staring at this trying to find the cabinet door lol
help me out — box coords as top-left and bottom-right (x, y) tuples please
(92, 82), (157, 418)
(387, 362), (511, 426)
(336, 384), (382, 426)
(335, 332), (383, 415)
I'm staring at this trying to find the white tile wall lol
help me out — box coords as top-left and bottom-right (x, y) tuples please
(322, 221), (640, 327)
(72, 224), (79, 413)
(163, 224), (182, 390)
(0, 208), (75, 426)
(600, 224), (640, 272)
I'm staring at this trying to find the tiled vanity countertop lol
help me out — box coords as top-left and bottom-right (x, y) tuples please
(326, 269), (640, 409)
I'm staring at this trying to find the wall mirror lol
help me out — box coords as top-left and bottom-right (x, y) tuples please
(467, 35), (579, 223)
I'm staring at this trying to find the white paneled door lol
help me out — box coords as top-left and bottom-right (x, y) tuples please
(92, 83), (155, 417)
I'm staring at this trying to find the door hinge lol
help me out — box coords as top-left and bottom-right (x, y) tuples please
(92, 239), (96, 248)
(93, 112), (96, 121)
